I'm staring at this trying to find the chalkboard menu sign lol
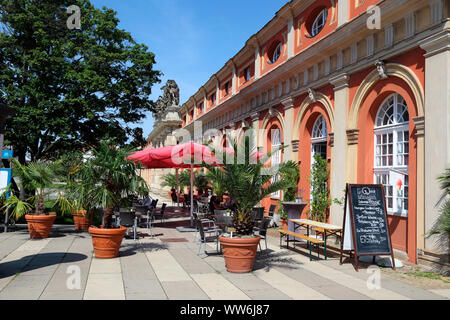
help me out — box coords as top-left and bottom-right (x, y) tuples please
(340, 184), (396, 271)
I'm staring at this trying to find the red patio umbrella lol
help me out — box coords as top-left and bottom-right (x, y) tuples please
(128, 142), (221, 227)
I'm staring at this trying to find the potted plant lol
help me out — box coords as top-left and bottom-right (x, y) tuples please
(308, 153), (331, 223)
(76, 141), (149, 259)
(277, 162), (300, 230)
(1, 159), (72, 239)
(277, 203), (289, 230)
(58, 153), (93, 231)
(205, 132), (296, 273)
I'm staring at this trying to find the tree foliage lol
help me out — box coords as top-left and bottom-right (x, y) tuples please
(0, 0), (161, 162)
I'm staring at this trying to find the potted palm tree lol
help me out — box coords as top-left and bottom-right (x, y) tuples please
(1, 159), (72, 239)
(205, 132), (296, 273)
(76, 141), (149, 259)
(56, 152), (93, 231)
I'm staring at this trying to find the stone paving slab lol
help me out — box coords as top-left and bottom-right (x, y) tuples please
(162, 280), (209, 300)
(221, 272), (293, 300)
(253, 268), (329, 300)
(274, 265), (371, 300)
(145, 245), (192, 282)
(319, 259), (446, 300)
(83, 273), (125, 300)
(190, 273), (250, 300)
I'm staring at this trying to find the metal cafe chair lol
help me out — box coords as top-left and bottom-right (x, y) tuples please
(153, 203), (167, 224)
(119, 211), (138, 240)
(196, 218), (222, 255)
(193, 212), (217, 242)
(254, 218), (271, 252)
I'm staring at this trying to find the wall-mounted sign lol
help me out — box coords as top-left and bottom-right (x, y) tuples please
(0, 168), (12, 199)
(339, 184), (396, 271)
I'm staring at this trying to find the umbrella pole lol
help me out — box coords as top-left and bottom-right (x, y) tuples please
(190, 164), (194, 227)
(176, 169), (180, 207)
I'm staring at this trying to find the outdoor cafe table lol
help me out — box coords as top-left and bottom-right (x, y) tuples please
(289, 219), (343, 258)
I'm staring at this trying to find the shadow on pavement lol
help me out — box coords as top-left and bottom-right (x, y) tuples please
(0, 252), (88, 279)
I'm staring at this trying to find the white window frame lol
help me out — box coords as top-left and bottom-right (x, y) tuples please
(271, 128), (282, 199)
(373, 93), (410, 217)
(311, 8), (328, 37)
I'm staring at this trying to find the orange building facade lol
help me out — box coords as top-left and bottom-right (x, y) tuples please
(170, 0), (450, 264)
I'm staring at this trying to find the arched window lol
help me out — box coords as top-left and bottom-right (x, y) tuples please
(374, 93), (409, 215)
(271, 128), (282, 199)
(311, 115), (328, 161)
(271, 42), (282, 64)
(311, 8), (328, 37)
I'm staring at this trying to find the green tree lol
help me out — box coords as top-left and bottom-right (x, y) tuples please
(308, 153), (331, 223)
(0, 0), (161, 163)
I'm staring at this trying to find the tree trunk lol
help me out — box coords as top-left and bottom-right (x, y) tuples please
(103, 207), (114, 229)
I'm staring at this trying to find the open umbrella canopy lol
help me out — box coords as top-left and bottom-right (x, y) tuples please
(127, 142), (219, 169)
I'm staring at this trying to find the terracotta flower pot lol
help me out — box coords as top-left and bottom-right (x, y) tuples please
(25, 214), (56, 239)
(72, 211), (93, 231)
(89, 226), (127, 259)
(281, 219), (288, 230)
(219, 236), (261, 273)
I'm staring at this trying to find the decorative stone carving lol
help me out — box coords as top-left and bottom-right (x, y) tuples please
(308, 88), (317, 102)
(154, 80), (180, 120)
(375, 60), (388, 79)
(329, 132), (335, 147)
(413, 116), (425, 137)
(291, 140), (300, 153)
(347, 129), (360, 145)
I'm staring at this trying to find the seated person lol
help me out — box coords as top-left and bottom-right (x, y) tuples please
(141, 194), (152, 207)
(170, 189), (178, 202)
(209, 195), (223, 213)
(223, 197), (236, 211)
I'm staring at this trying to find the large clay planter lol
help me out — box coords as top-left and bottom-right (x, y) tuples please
(219, 236), (261, 273)
(25, 214), (56, 239)
(89, 226), (127, 259)
(72, 211), (93, 231)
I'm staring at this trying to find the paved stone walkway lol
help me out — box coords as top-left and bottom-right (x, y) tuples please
(0, 222), (448, 300)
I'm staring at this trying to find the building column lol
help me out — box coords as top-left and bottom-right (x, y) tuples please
(346, 129), (360, 184)
(231, 63), (237, 95)
(413, 116), (425, 255)
(419, 28), (450, 253)
(281, 97), (295, 162)
(337, 0), (349, 27)
(254, 45), (261, 80)
(330, 74), (349, 226)
(287, 16), (295, 59)
(250, 112), (260, 153)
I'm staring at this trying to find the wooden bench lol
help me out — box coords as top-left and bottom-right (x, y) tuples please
(278, 229), (326, 261)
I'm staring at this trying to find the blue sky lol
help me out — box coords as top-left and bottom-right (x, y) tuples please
(91, 0), (288, 138)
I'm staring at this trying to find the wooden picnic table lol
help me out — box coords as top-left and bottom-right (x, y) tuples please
(285, 219), (343, 260)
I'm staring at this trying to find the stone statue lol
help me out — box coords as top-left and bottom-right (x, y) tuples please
(154, 80), (180, 120)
